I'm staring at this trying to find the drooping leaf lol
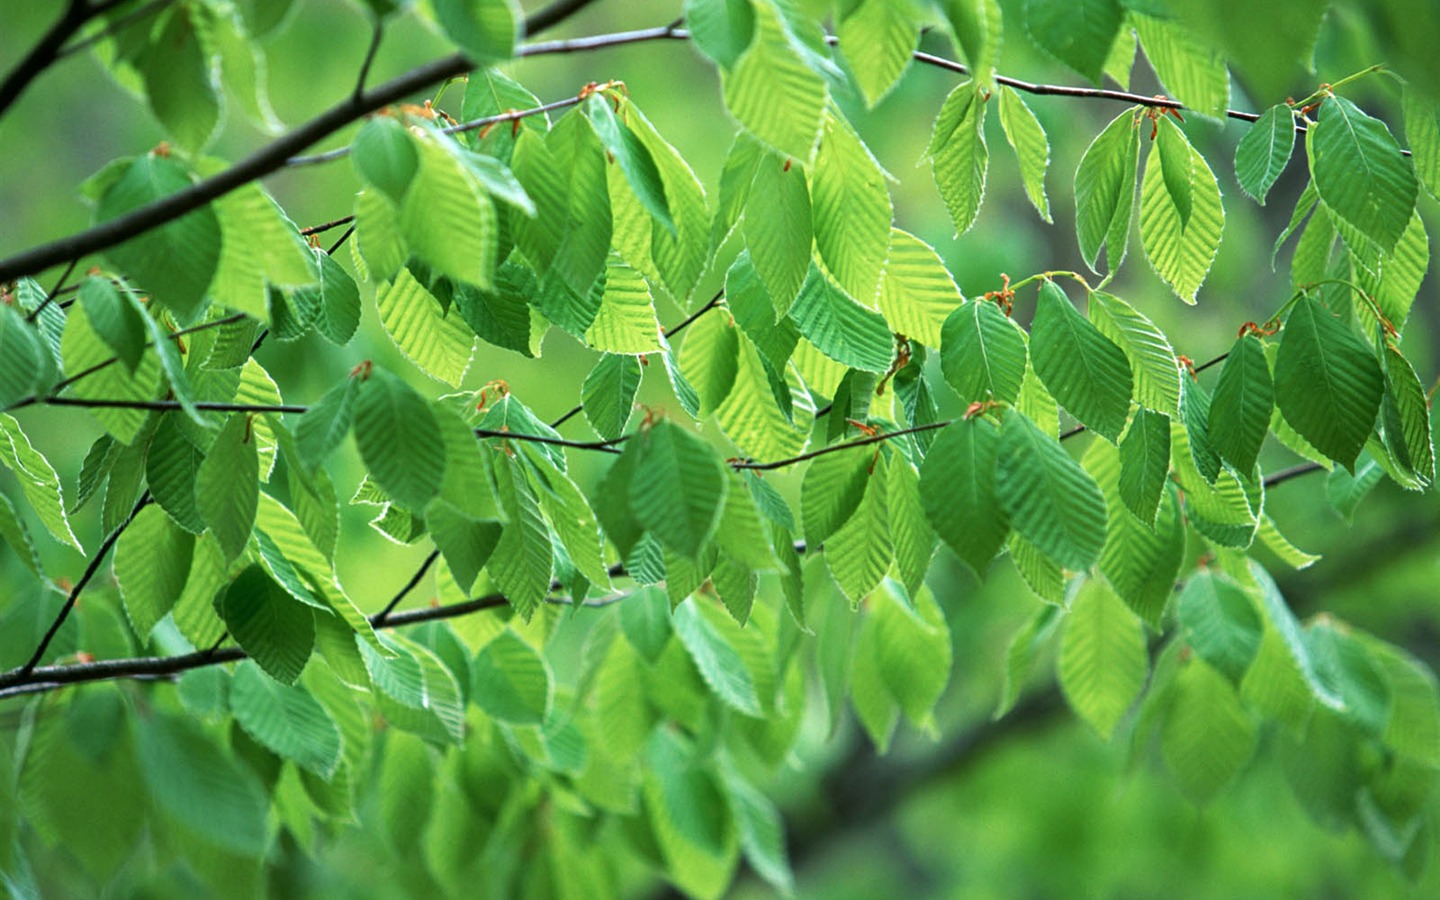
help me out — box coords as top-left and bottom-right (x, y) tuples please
(134, 714), (268, 856)
(1162, 658), (1258, 804)
(1023, 0), (1123, 83)
(114, 504), (194, 638)
(433, 0), (518, 64)
(1132, 12), (1230, 119)
(1273, 296), (1384, 470)
(997, 86), (1052, 221)
(838, 0), (919, 107)
(229, 660), (342, 778)
(195, 414), (259, 563)
(1029, 281), (1132, 442)
(876, 228), (965, 348)
(1075, 109), (1140, 272)
(1139, 117), (1225, 303)
(997, 410), (1107, 572)
(744, 151), (813, 313)
(1118, 408), (1171, 526)
(928, 80), (988, 236)
(788, 267), (895, 374)
(472, 630), (552, 724)
(920, 417), (1007, 578)
(629, 421), (728, 558)
(1309, 94), (1419, 254)
(352, 368), (447, 510)
(1235, 104), (1296, 204)
(673, 597), (763, 717)
(812, 110), (892, 304)
(939, 300), (1027, 406)
(721, 0), (827, 160)
(1058, 579), (1148, 739)
(376, 268), (476, 388)
(581, 353), (642, 441)
(219, 564), (316, 684)
(1208, 334), (1273, 474)
(0, 414), (82, 552)
(1088, 290), (1181, 415)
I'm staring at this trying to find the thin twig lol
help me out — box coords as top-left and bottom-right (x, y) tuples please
(299, 215), (356, 237)
(0, 0), (96, 119)
(16, 493), (152, 678)
(522, 0), (606, 36)
(370, 550), (439, 627)
(326, 225), (356, 256)
(1263, 461), (1325, 488)
(733, 422), (950, 471)
(355, 19), (384, 100)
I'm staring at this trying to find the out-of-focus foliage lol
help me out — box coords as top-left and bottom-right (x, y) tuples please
(0, 0), (1437, 897)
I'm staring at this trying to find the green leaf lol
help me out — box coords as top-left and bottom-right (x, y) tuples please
(1309, 94), (1419, 253)
(134, 714), (267, 856)
(721, 0), (826, 160)
(1401, 83), (1440, 202)
(510, 112), (612, 302)
(76, 276), (145, 374)
(96, 153), (221, 322)
(1235, 104), (1296, 204)
(940, 0), (1001, 89)
(997, 410), (1107, 572)
(1162, 658), (1257, 804)
(940, 300), (1027, 405)
(488, 453), (553, 620)
(673, 597), (763, 717)
(1381, 345), (1435, 487)
(352, 116), (418, 204)
(788, 267), (895, 374)
(585, 258), (665, 354)
(869, 582), (951, 730)
(629, 420), (728, 558)
(920, 417), (1007, 578)
(401, 131), (498, 288)
(586, 96), (674, 234)
(744, 151), (813, 313)
(196, 413), (259, 562)
(1208, 334), (1273, 473)
(1058, 579), (1148, 739)
(1177, 570), (1263, 683)
(685, 0), (756, 68)
(581, 353), (642, 441)
(353, 368), (447, 510)
(295, 377), (359, 473)
(888, 457), (936, 601)
(229, 660), (342, 778)
(812, 111), (892, 303)
(928, 80), (988, 236)
(433, 0), (518, 64)
(220, 565), (316, 684)
(0, 305), (46, 409)
(876, 228), (964, 347)
(297, 250), (362, 347)
(801, 446), (873, 548)
(472, 630), (552, 724)
(998, 86), (1052, 221)
(1023, 0), (1123, 83)
(1087, 291), (1180, 415)
(623, 99), (712, 302)
(529, 453), (611, 590)
(1132, 12), (1230, 119)
(644, 730), (738, 894)
(1099, 467), (1185, 629)
(1273, 296), (1384, 470)
(838, 0), (919, 107)
(679, 304), (740, 415)
(1139, 117), (1226, 303)
(1029, 281), (1132, 441)
(997, 604), (1062, 718)
(722, 770), (794, 895)
(114, 504), (194, 638)
(142, 7), (221, 152)
(1118, 408), (1171, 526)
(824, 455), (892, 603)
(715, 337), (816, 463)
(0, 414), (81, 551)
(462, 68), (547, 161)
(1075, 109), (1140, 273)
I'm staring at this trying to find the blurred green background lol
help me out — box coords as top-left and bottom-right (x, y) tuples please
(2, 0), (1437, 896)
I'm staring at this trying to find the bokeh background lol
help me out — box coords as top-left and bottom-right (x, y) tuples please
(2, 0), (1438, 896)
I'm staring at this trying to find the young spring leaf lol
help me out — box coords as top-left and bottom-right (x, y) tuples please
(1058, 579), (1148, 739)
(744, 151), (813, 314)
(1075, 109), (1141, 273)
(195, 414), (260, 562)
(939, 300), (1027, 406)
(352, 368), (447, 511)
(997, 410), (1107, 572)
(837, 0), (919, 107)
(929, 80), (989, 236)
(1309, 94), (1418, 254)
(1208, 334), (1274, 474)
(919, 417), (1008, 578)
(721, 0), (826, 161)
(998, 86), (1052, 222)
(1234, 104), (1296, 204)
(1029, 281), (1133, 442)
(432, 0), (518, 64)
(812, 110), (892, 304)
(1273, 297), (1384, 471)
(1139, 118), (1225, 303)
(1023, 0), (1124, 84)
(629, 420), (728, 559)
(219, 565), (316, 685)
(788, 267), (895, 374)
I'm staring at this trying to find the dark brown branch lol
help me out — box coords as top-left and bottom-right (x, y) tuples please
(732, 422), (950, 471)
(0, 18), (680, 284)
(39, 397), (310, 415)
(299, 215), (356, 237)
(355, 18), (385, 100)
(0, 0), (104, 119)
(16, 493), (151, 678)
(56, 0), (171, 60)
(1263, 461), (1325, 488)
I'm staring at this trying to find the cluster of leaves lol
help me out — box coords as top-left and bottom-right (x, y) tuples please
(1, 0), (1438, 897)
